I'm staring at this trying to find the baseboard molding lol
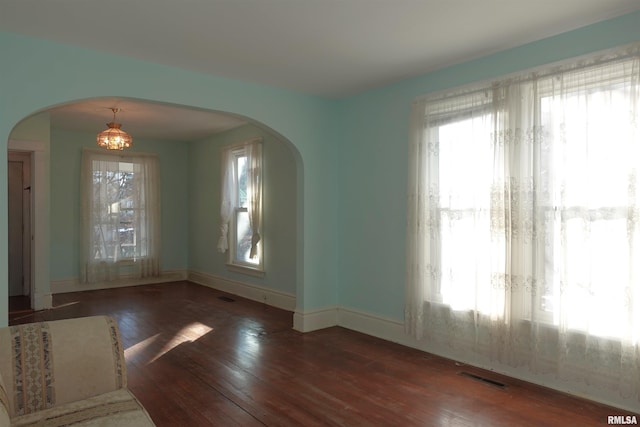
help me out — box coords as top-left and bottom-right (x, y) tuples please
(291, 305), (405, 336)
(188, 270), (295, 311)
(50, 270), (188, 294)
(337, 306), (409, 344)
(293, 306), (339, 332)
(33, 292), (53, 311)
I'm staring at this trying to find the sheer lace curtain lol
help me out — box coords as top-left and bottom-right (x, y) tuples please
(217, 147), (235, 252)
(406, 44), (640, 401)
(217, 138), (262, 259)
(246, 141), (262, 258)
(80, 149), (161, 283)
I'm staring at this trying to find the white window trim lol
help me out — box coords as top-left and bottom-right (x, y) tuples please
(220, 138), (264, 274)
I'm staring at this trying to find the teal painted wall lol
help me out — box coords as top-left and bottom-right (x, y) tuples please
(49, 129), (190, 280)
(336, 11), (640, 320)
(189, 124), (297, 295)
(0, 30), (339, 324)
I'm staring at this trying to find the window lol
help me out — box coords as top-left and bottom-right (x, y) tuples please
(218, 139), (263, 272)
(406, 45), (640, 399)
(535, 79), (638, 335)
(428, 80), (639, 336)
(231, 147), (260, 267)
(80, 149), (160, 283)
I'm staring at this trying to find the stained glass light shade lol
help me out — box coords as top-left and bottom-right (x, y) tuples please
(97, 109), (133, 150)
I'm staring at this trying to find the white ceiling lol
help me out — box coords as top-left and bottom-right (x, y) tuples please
(2, 0), (639, 140)
(45, 98), (248, 142)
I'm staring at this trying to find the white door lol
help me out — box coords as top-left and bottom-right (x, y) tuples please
(8, 151), (31, 298)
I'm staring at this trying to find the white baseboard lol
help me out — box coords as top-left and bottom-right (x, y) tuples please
(293, 306), (338, 332)
(50, 270), (188, 294)
(188, 270), (295, 311)
(337, 306), (410, 344)
(33, 292), (53, 311)
(291, 305), (405, 336)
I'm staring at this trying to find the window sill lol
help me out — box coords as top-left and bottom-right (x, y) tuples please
(226, 263), (265, 278)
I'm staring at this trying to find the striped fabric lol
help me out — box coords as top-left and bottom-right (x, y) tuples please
(0, 316), (154, 426)
(10, 322), (55, 415)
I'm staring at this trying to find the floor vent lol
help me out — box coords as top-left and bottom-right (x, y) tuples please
(459, 371), (506, 388)
(218, 296), (235, 302)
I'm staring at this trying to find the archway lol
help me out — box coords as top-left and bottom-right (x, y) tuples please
(6, 97), (304, 321)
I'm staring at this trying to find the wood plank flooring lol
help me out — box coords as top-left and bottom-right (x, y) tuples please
(9, 281), (638, 426)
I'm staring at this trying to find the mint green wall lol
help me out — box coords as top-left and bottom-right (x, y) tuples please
(189, 124), (297, 295)
(336, 11), (640, 321)
(50, 129), (189, 280)
(0, 31), (339, 324)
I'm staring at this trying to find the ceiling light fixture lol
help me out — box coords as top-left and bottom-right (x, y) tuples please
(96, 108), (133, 150)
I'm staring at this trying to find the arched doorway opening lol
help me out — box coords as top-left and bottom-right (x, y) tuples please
(7, 97), (304, 321)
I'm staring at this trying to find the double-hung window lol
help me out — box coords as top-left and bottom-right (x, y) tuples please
(80, 149), (161, 283)
(218, 139), (263, 272)
(406, 45), (640, 399)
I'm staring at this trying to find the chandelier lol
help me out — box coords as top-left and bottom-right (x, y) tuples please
(96, 108), (133, 150)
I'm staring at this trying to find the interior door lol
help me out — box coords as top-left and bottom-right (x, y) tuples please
(8, 151), (31, 298)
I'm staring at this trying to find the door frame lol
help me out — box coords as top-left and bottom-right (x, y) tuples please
(8, 150), (31, 298)
(8, 140), (51, 311)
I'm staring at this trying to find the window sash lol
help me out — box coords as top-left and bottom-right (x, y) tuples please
(225, 142), (263, 271)
(89, 160), (146, 262)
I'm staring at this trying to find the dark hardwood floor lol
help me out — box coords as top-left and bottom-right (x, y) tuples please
(9, 281), (638, 426)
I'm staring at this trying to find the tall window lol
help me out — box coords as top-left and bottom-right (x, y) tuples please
(406, 44), (640, 400)
(218, 139), (263, 272)
(80, 149), (161, 283)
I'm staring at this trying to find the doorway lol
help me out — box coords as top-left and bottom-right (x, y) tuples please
(8, 151), (32, 316)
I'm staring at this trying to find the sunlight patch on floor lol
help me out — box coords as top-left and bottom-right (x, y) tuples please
(127, 323), (214, 365)
(124, 333), (160, 360)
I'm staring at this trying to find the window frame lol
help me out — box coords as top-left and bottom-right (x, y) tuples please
(226, 145), (264, 275)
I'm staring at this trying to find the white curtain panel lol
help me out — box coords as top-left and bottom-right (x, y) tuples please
(406, 44), (640, 400)
(80, 149), (161, 283)
(246, 140), (262, 259)
(217, 139), (262, 259)
(217, 147), (235, 253)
